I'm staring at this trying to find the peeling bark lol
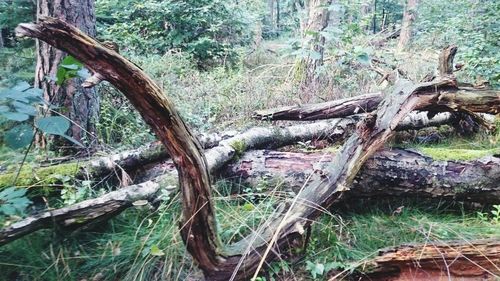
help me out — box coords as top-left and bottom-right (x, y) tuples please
(3, 148), (498, 247)
(224, 149), (500, 204)
(253, 89), (499, 121)
(361, 239), (500, 281)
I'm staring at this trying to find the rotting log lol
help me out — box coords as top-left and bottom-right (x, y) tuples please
(357, 239), (500, 281)
(14, 20), (473, 280)
(3, 148), (498, 246)
(0, 181), (162, 245)
(1, 111), (458, 189)
(253, 89), (499, 121)
(224, 149), (500, 204)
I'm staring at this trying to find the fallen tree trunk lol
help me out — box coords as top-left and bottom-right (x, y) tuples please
(3, 148), (498, 246)
(224, 149), (500, 204)
(253, 89), (499, 121)
(358, 239), (500, 281)
(1, 111), (458, 189)
(0, 181), (162, 245)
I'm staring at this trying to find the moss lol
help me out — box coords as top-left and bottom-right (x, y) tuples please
(229, 140), (247, 160)
(418, 147), (500, 161)
(0, 162), (82, 189)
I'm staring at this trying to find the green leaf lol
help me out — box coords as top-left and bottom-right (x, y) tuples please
(4, 124), (34, 149)
(12, 101), (37, 116)
(12, 81), (31, 91)
(149, 245), (165, 256)
(2, 112), (30, 121)
(356, 53), (370, 65)
(0, 105), (9, 113)
(36, 116), (70, 135)
(35, 116), (84, 147)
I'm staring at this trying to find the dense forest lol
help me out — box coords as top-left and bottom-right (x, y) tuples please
(0, 0), (499, 280)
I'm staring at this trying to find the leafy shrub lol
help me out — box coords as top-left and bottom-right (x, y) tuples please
(0, 187), (31, 216)
(96, 0), (253, 67)
(415, 0), (499, 87)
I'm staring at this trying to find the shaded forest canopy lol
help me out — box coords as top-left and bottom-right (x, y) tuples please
(0, 0), (499, 280)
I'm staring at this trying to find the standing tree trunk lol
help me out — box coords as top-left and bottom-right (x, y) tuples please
(0, 28), (4, 49)
(268, 0), (275, 32)
(35, 0), (99, 152)
(372, 0), (377, 33)
(397, 0), (418, 50)
(297, 0), (332, 87)
(276, 0), (280, 30)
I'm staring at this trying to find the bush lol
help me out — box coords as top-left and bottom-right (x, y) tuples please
(96, 0), (254, 67)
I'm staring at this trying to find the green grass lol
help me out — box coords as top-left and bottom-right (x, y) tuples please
(1, 190), (498, 281)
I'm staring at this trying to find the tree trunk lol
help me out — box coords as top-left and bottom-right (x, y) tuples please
(253, 90), (500, 121)
(35, 0), (99, 152)
(2, 148), (499, 246)
(397, 0), (418, 50)
(14, 21), (466, 280)
(268, 0), (275, 32)
(297, 0), (332, 86)
(276, 0), (280, 30)
(224, 149), (500, 204)
(0, 28), (4, 49)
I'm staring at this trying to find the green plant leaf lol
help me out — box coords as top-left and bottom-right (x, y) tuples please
(4, 124), (34, 149)
(2, 112), (30, 121)
(36, 116), (70, 135)
(149, 245), (165, 256)
(12, 101), (37, 116)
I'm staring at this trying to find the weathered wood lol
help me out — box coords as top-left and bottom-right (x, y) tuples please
(253, 89), (499, 121)
(4, 148), (498, 246)
(225, 149), (500, 204)
(15, 19), (472, 280)
(360, 239), (500, 281)
(0, 182), (162, 245)
(17, 17), (222, 274)
(1, 111), (457, 190)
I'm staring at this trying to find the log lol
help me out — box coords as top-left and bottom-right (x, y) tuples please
(3, 148), (498, 246)
(1, 111), (456, 189)
(224, 149), (500, 204)
(0, 181), (163, 245)
(253, 89), (499, 121)
(358, 239), (500, 281)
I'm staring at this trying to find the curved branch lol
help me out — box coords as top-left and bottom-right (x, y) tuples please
(17, 17), (224, 272)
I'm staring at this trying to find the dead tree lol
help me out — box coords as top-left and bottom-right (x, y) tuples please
(15, 19), (488, 280)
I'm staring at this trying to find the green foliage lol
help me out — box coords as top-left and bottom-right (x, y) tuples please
(97, 85), (155, 147)
(0, 81), (84, 150)
(96, 0), (253, 66)
(415, 0), (500, 87)
(55, 55), (89, 86)
(0, 187), (31, 216)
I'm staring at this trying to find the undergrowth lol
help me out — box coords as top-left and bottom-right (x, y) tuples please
(1, 186), (498, 281)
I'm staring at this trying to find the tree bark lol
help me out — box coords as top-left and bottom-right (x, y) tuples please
(253, 90), (499, 121)
(0, 111), (458, 190)
(297, 0), (332, 86)
(268, 0), (275, 32)
(397, 0), (418, 50)
(359, 239), (500, 280)
(225, 149), (500, 204)
(3, 148), (498, 246)
(35, 0), (99, 151)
